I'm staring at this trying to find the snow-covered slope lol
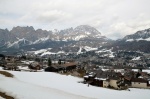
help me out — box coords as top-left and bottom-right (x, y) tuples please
(0, 96), (4, 99)
(0, 74), (88, 99)
(0, 71), (150, 99)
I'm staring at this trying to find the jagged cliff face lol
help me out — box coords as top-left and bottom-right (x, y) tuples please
(0, 29), (16, 44)
(0, 29), (10, 44)
(10, 26), (51, 41)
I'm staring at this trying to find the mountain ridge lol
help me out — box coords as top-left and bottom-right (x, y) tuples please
(0, 25), (109, 54)
(1, 25), (150, 54)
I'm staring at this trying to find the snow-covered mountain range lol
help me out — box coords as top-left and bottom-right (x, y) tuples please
(1, 25), (150, 54)
(0, 25), (106, 44)
(0, 25), (110, 54)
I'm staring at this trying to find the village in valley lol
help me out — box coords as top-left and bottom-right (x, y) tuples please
(1, 49), (150, 90)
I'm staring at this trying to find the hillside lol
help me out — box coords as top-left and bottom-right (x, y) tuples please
(0, 69), (150, 99)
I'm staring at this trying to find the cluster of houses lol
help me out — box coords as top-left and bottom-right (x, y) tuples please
(0, 54), (78, 72)
(84, 67), (150, 90)
(0, 54), (25, 71)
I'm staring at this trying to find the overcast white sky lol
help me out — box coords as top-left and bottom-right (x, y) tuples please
(0, 0), (150, 39)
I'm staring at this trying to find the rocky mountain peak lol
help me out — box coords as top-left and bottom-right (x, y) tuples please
(11, 26), (35, 32)
(10, 26), (42, 41)
(0, 28), (16, 43)
(74, 25), (101, 35)
(53, 25), (103, 41)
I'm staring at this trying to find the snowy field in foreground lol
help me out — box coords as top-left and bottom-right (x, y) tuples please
(0, 96), (4, 99)
(0, 68), (150, 99)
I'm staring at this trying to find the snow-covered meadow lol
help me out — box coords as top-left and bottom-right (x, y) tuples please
(0, 68), (150, 99)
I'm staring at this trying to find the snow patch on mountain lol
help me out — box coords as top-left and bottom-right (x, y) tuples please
(126, 39), (134, 42)
(7, 38), (31, 48)
(57, 51), (65, 54)
(74, 35), (88, 41)
(85, 32), (91, 35)
(33, 36), (50, 44)
(132, 57), (141, 60)
(41, 52), (56, 56)
(77, 47), (83, 55)
(96, 49), (114, 57)
(126, 37), (150, 42)
(34, 49), (48, 55)
(31, 48), (67, 56)
(95, 34), (102, 38)
(84, 46), (98, 51)
(136, 37), (150, 41)
(145, 37), (150, 41)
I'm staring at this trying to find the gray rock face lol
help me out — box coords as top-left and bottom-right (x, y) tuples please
(10, 26), (50, 41)
(0, 29), (16, 44)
